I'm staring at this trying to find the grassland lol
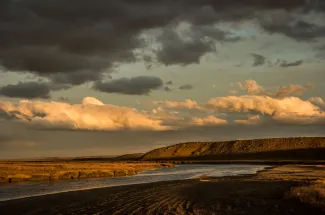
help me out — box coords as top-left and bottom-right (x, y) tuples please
(262, 165), (325, 212)
(0, 161), (173, 184)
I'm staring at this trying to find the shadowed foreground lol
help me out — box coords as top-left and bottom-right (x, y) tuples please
(1, 166), (325, 215)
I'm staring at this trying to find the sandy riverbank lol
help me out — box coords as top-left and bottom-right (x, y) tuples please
(0, 165), (324, 215)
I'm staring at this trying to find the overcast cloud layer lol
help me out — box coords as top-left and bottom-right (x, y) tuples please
(1, 0), (325, 91)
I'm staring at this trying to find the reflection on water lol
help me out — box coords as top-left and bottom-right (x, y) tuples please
(0, 164), (268, 201)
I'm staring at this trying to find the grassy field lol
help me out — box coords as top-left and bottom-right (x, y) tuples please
(257, 165), (325, 213)
(254, 165), (325, 212)
(0, 161), (173, 183)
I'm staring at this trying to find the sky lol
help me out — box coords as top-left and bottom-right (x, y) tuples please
(1, 0), (325, 159)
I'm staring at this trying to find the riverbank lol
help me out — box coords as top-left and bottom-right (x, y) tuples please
(0, 164), (324, 214)
(0, 162), (173, 184)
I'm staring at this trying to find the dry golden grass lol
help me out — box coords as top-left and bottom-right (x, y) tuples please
(254, 165), (325, 211)
(0, 162), (173, 183)
(286, 180), (325, 210)
(256, 165), (325, 181)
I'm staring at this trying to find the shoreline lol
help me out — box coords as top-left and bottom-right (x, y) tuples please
(0, 164), (324, 215)
(155, 160), (325, 165)
(0, 162), (174, 186)
(0, 164), (269, 202)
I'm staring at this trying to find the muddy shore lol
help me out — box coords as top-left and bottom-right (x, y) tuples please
(0, 165), (324, 215)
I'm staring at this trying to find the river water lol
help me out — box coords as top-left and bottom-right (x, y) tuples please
(0, 164), (268, 201)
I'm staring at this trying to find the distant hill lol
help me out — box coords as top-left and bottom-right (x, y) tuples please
(140, 137), (325, 162)
(72, 156), (116, 162)
(72, 154), (145, 162)
(113, 153), (145, 161)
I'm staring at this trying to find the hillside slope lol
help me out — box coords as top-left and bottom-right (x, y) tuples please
(112, 153), (145, 161)
(141, 137), (325, 161)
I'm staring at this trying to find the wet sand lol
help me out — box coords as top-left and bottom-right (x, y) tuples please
(0, 165), (324, 215)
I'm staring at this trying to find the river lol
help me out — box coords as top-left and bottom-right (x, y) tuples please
(0, 164), (269, 201)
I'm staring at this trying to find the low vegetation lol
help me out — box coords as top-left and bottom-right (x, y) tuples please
(254, 165), (325, 212)
(0, 162), (173, 184)
(287, 180), (325, 211)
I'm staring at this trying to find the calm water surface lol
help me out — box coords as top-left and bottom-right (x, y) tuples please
(0, 164), (268, 201)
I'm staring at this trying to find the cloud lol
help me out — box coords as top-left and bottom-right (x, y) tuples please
(236, 80), (313, 98)
(188, 116), (228, 126)
(0, 0), (323, 86)
(151, 107), (183, 126)
(280, 60), (304, 67)
(251, 54), (266, 67)
(164, 86), (172, 92)
(274, 82), (313, 98)
(272, 114), (325, 125)
(206, 96), (324, 123)
(58, 96), (69, 102)
(0, 82), (51, 99)
(0, 81), (70, 99)
(179, 84), (194, 90)
(154, 99), (203, 111)
(93, 76), (163, 95)
(154, 27), (218, 66)
(258, 10), (325, 41)
(237, 80), (264, 95)
(154, 93), (325, 126)
(0, 97), (169, 131)
(309, 97), (325, 109)
(165, 81), (173, 85)
(154, 79), (325, 125)
(5, 90), (322, 133)
(235, 115), (262, 125)
(229, 90), (238, 94)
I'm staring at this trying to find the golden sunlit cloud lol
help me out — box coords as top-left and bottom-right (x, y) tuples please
(0, 97), (169, 131)
(1, 81), (325, 131)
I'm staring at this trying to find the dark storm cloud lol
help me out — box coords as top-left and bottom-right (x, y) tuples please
(154, 28), (216, 66)
(164, 86), (173, 92)
(0, 0), (323, 86)
(280, 60), (304, 68)
(251, 54), (266, 67)
(93, 76), (164, 95)
(154, 25), (240, 66)
(0, 81), (70, 99)
(0, 82), (51, 99)
(179, 84), (194, 90)
(166, 81), (173, 86)
(258, 10), (325, 41)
